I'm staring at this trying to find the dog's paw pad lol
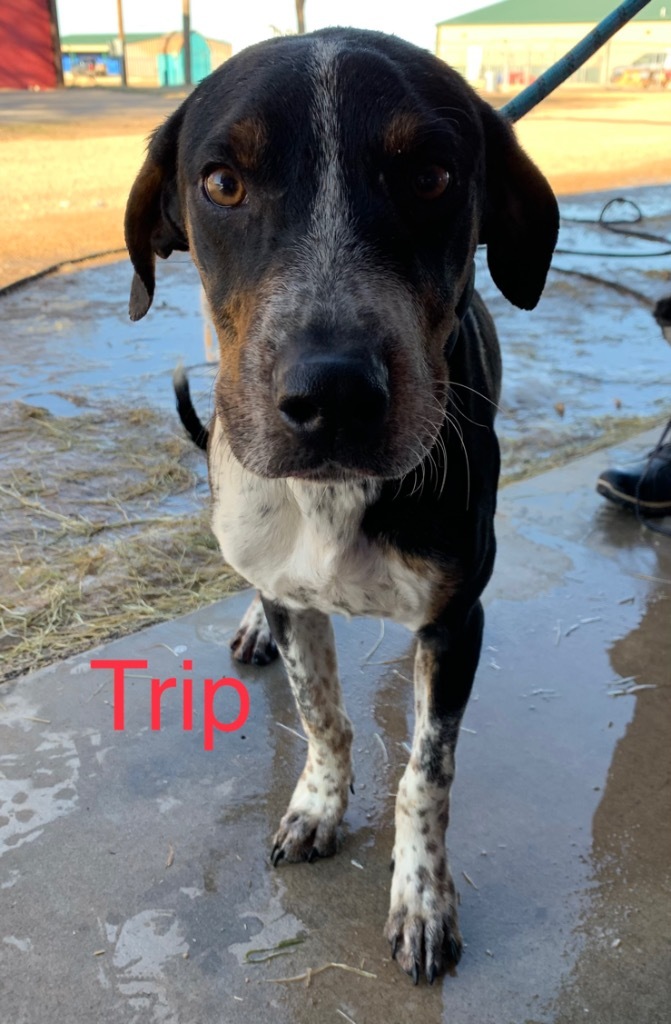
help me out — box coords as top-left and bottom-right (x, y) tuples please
(230, 597), (278, 665)
(271, 811), (340, 865)
(385, 901), (462, 984)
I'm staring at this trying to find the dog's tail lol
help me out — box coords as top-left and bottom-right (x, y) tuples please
(173, 365), (209, 451)
(654, 295), (671, 329)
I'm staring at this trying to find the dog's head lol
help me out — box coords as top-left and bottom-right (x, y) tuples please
(126, 28), (557, 480)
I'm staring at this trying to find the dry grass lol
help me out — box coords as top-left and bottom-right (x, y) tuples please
(499, 413), (667, 486)
(0, 401), (243, 683)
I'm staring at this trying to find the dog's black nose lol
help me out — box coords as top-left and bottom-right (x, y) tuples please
(276, 354), (389, 439)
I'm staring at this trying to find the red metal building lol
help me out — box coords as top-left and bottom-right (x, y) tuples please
(0, 0), (62, 89)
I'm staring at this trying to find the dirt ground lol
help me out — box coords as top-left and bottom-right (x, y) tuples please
(0, 84), (670, 290)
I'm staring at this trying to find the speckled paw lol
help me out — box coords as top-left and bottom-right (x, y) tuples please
(384, 903), (462, 984)
(230, 597), (278, 665)
(271, 810), (340, 865)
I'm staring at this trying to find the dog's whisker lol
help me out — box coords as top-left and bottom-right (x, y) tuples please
(447, 394), (490, 432)
(444, 412), (471, 509)
(448, 381), (503, 413)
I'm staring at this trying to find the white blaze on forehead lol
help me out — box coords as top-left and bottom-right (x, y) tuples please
(306, 38), (352, 276)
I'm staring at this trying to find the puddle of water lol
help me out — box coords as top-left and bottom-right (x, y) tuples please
(0, 691), (80, 858)
(477, 186), (671, 459)
(1, 186), (669, 480)
(0, 256), (216, 417)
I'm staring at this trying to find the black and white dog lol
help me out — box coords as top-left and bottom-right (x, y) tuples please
(125, 28), (558, 984)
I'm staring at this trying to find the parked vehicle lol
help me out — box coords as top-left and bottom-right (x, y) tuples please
(611, 50), (671, 87)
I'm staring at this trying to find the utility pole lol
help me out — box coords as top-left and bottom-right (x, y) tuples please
(116, 0), (128, 87)
(182, 0), (192, 86)
(296, 1), (306, 35)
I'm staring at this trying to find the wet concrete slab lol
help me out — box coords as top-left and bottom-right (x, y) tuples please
(1, 431), (669, 1024)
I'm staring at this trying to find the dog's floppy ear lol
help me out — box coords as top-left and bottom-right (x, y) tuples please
(479, 103), (559, 311)
(124, 108), (190, 321)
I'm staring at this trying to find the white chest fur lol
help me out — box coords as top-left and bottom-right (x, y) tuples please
(209, 421), (435, 631)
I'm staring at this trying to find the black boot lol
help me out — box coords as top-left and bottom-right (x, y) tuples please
(597, 420), (671, 518)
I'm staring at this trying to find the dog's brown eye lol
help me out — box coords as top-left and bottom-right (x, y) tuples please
(204, 167), (247, 207)
(413, 165), (450, 200)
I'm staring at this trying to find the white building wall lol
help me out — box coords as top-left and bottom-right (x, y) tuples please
(436, 21), (671, 86)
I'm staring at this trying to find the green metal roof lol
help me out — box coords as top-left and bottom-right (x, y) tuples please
(60, 33), (162, 45)
(439, 1), (670, 26)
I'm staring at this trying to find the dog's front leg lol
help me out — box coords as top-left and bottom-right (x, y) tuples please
(261, 598), (353, 864)
(385, 601), (484, 984)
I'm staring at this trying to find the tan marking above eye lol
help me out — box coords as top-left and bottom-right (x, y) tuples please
(383, 112), (422, 155)
(228, 117), (267, 170)
(413, 165), (450, 200)
(204, 167), (248, 207)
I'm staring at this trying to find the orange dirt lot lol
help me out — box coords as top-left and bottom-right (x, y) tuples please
(0, 85), (670, 291)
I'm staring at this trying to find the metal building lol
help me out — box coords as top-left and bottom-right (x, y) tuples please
(436, 0), (671, 88)
(60, 31), (232, 88)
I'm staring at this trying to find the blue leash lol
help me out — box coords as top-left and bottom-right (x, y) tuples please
(500, 0), (654, 122)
